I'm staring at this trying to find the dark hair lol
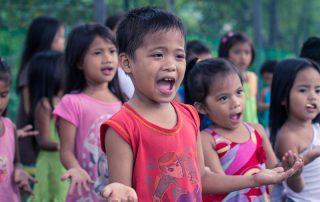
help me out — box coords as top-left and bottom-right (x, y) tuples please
(187, 58), (242, 104)
(28, 51), (64, 125)
(218, 32), (255, 66)
(300, 37), (320, 65)
(260, 60), (278, 75)
(183, 58), (198, 105)
(65, 23), (126, 102)
(186, 40), (211, 62)
(18, 16), (62, 91)
(105, 12), (126, 31)
(117, 7), (186, 59)
(0, 58), (12, 85)
(269, 58), (320, 145)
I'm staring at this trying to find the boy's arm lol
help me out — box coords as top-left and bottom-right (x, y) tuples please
(200, 131), (225, 174)
(102, 127), (137, 201)
(198, 132), (301, 194)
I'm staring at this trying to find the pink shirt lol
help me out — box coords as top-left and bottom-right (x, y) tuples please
(0, 117), (20, 202)
(100, 102), (202, 202)
(53, 93), (122, 201)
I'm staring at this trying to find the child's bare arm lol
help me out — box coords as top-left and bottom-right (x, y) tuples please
(34, 101), (59, 151)
(102, 128), (136, 201)
(251, 123), (278, 168)
(198, 132), (302, 194)
(275, 133), (304, 192)
(58, 118), (93, 195)
(200, 131), (225, 174)
(301, 146), (320, 165)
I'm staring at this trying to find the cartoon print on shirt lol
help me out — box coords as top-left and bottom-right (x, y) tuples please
(0, 156), (7, 182)
(153, 149), (201, 202)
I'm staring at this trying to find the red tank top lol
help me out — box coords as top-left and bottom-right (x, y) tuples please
(101, 102), (202, 202)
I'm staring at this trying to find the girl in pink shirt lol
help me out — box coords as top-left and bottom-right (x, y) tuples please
(0, 58), (36, 201)
(53, 23), (127, 201)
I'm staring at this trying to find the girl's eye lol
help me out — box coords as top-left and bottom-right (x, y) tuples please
(315, 88), (320, 94)
(94, 51), (102, 55)
(237, 89), (244, 95)
(218, 96), (228, 102)
(298, 88), (306, 93)
(0, 93), (8, 98)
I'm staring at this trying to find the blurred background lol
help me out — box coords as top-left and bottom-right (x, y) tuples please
(1, 0), (320, 120)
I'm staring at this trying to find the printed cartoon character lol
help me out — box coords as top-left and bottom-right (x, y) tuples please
(0, 156), (7, 182)
(153, 152), (201, 202)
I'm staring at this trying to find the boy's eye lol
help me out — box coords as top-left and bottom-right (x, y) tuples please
(0, 93), (8, 98)
(94, 51), (102, 55)
(315, 88), (320, 94)
(109, 49), (117, 54)
(176, 54), (186, 60)
(237, 89), (244, 95)
(152, 53), (163, 58)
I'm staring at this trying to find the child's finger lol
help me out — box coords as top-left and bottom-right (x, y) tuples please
(83, 181), (90, 192)
(102, 186), (112, 198)
(22, 124), (33, 130)
(61, 172), (71, 181)
(271, 167), (284, 173)
(77, 182), (83, 196)
(69, 181), (76, 194)
(22, 184), (34, 195)
(26, 130), (39, 136)
(28, 175), (37, 183)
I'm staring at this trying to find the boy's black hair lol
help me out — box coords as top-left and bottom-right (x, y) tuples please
(116, 7), (186, 59)
(218, 32), (255, 66)
(0, 57), (12, 85)
(300, 36), (320, 64)
(28, 51), (64, 125)
(187, 58), (243, 105)
(105, 12), (126, 31)
(186, 40), (211, 62)
(269, 58), (320, 145)
(260, 60), (278, 75)
(65, 23), (126, 102)
(18, 16), (62, 92)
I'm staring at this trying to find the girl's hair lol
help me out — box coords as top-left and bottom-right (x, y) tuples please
(218, 32), (255, 66)
(187, 58), (243, 104)
(269, 58), (320, 145)
(28, 51), (64, 125)
(18, 16), (62, 91)
(65, 23), (126, 102)
(0, 57), (12, 85)
(183, 58), (198, 105)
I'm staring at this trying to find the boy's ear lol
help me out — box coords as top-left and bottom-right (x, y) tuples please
(119, 53), (131, 74)
(194, 102), (207, 115)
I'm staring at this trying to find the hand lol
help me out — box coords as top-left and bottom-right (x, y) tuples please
(281, 150), (303, 177)
(61, 167), (94, 196)
(101, 182), (138, 202)
(14, 167), (37, 194)
(253, 157), (303, 186)
(17, 125), (39, 138)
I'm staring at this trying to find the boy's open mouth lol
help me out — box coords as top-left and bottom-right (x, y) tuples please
(157, 77), (175, 95)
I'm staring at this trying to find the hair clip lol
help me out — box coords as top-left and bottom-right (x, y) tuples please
(222, 37), (228, 44)
(227, 31), (234, 37)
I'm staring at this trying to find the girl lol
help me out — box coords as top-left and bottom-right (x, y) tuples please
(187, 58), (293, 201)
(53, 23), (126, 201)
(270, 58), (320, 201)
(26, 51), (68, 202)
(218, 32), (259, 123)
(0, 58), (36, 201)
(17, 16), (65, 166)
(100, 7), (302, 202)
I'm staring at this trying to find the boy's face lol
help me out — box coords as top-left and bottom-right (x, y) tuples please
(121, 29), (186, 103)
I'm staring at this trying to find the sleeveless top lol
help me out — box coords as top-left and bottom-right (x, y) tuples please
(100, 102), (202, 202)
(203, 123), (269, 202)
(284, 123), (320, 202)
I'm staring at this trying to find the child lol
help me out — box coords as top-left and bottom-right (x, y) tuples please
(258, 60), (278, 130)
(26, 51), (68, 201)
(186, 40), (213, 62)
(105, 12), (135, 99)
(53, 23), (126, 201)
(270, 58), (320, 201)
(0, 58), (36, 201)
(99, 7), (302, 202)
(218, 32), (259, 123)
(17, 16), (65, 166)
(300, 36), (320, 65)
(188, 58), (285, 201)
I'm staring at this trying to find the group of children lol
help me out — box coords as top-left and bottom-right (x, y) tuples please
(1, 6), (320, 202)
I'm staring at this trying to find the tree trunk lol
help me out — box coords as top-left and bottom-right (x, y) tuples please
(93, 0), (106, 24)
(268, 0), (279, 47)
(253, 0), (263, 49)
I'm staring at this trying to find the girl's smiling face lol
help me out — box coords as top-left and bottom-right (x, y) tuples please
(228, 42), (252, 72)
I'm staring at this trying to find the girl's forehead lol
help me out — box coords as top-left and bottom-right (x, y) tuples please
(209, 73), (242, 93)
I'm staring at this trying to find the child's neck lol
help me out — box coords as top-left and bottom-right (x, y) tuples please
(0, 117), (4, 137)
(286, 115), (313, 129)
(83, 82), (119, 103)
